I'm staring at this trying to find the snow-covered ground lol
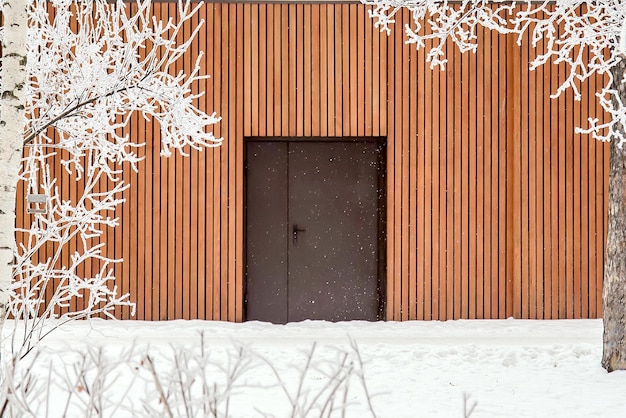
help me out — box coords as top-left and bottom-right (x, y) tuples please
(6, 318), (626, 417)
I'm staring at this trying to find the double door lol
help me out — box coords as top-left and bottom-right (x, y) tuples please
(245, 140), (384, 323)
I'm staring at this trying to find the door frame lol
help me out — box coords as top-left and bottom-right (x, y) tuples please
(243, 136), (387, 321)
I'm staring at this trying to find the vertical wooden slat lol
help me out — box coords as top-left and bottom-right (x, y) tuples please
(503, 36), (510, 317)
(182, 10), (192, 320)
(540, 12), (552, 318)
(468, 27), (478, 319)
(453, 33), (463, 319)
(558, 53), (567, 319)
(490, 28), (500, 318)
(266, 5), (274, 137)
(165, 2), (176, 319)
(497, 30), (507, 319)
(133, 4), (145, 319)
(235, 2), (244, 322)
(191, 6), (206, 319)
(438, 37), (447, 320)
(483, 23), (493, 318)
(244, 4), (252, 138)
(216, 3), (225, 320)
(319, 5), (328, 137)
(364, 6), (372, 137)
(506, 32), (522, 319)
(210, 3), (221, 320)
(580, 57), (590, 320)
(357, 5), (366, 137)
(326, 6), (335, 137)
(273, 5), (281, 136)
(304, 5), (312, 136)
(371, 13), (379, 137)
(334, 5), (343, 136)
(259, 5), (267, 137)
(416, 19), (425, 319)
(349, 4), (358, 136)
(401, 11), (410, 321)
(218, 3), (228, 320)
(155, 3), (165, 319)
(342, 4), (350, 135)
(227, 4), (237, 321)
(549, 40), (559, 319)
(547, 39), (556, 317)
(379, 13), (387, 137)
(385, 8), (396, 319)
(297, 4), (304, 136)
(393, 9), (404, 320)
(573, 47), (583, 319)
(476, 25), (485, 319)
(196, 2), (208, 320)
(423, 25), (433, 320)
(588, 54), (598, 318)
(289, 4), (297, 137)
(251, 4), (259, 137)
(264, 4), (272, 136)
(520, 29), (529, 319)
(431, 33), (440, 320)
(281, 5), (289, 136)
(408, 21), (418, 320)
(565, 65), (575, 319)
(176, 4), (187, 319)
(532, 20), (544, 319)
(461, 40), (470, 319)
(311, 5), (320, 136)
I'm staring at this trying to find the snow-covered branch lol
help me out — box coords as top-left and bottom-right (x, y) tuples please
(363, 0), (626, 144)
(362, 0), (518, 69)
(0, 336), (379, 417)
(1, 0), (221, 359)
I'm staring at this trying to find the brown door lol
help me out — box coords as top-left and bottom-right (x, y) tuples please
(245, 140), (384, 323)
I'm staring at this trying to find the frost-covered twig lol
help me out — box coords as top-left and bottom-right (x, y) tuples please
(256, 341), (379, 417)
(3, 0), (221, 361)
(362, 0), (625, 145)
(463, 392), (477, 417)
(144, 355), (175, 418)
(0, 334), (380, 417)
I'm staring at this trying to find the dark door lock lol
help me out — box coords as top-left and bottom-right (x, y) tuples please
(292, 224), (307, 244)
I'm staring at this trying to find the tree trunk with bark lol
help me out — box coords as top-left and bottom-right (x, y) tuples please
(602, 59), (626, 371)
(0, 1), (28, 342)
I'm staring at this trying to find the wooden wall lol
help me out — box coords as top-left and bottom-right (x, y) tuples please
(16, 2), (609, 321)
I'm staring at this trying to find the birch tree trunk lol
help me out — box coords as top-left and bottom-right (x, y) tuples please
(0, 1), (28, 341)
(602, 59), (626, 371)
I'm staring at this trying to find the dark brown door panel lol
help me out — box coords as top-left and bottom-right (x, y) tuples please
(245, 139), (384, 323)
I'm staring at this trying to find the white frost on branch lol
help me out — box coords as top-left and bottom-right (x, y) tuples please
(26, 0), (221, 172)
(362, 0), (626, 145)
(364, 0), (518, 69)
(4, 0), (221, 359)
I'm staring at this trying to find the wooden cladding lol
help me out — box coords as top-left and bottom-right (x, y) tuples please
(16, 3), (609, 321)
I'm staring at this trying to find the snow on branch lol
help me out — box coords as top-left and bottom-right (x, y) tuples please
(362, 0), (518, 69)
(4, 0), (221, 359)
(25, 0), (221, 172)
(362, 0), (626, 145)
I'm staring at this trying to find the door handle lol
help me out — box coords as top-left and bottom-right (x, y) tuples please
(293, 224), (307, 244)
